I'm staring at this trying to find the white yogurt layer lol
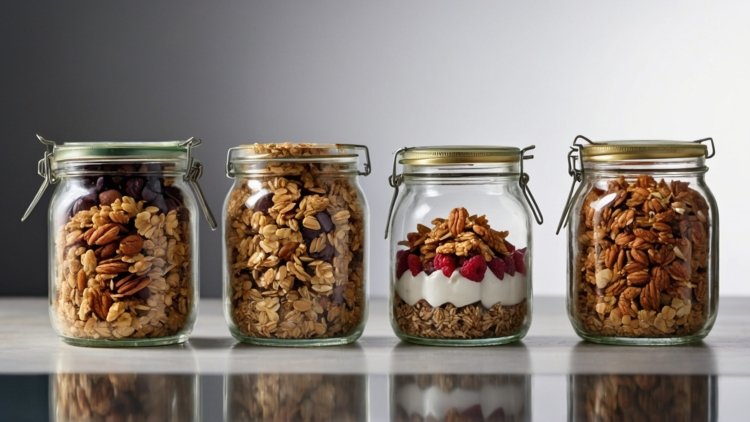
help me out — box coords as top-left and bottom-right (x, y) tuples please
(395, 269), (526, 308)
(396, 383), (526, 420)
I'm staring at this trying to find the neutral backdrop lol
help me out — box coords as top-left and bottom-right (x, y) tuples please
(2, 1), (748, 298)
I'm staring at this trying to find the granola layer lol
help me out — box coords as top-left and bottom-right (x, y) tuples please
(394, 295), (527, 339)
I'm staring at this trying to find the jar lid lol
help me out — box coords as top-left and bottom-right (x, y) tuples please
(52, 141), (190, 163)
(580, 140), (709, 162)
(398, 146), (521, 165)
(227, 143), (371, 176)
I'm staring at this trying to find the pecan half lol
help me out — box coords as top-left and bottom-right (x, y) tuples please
(447, 207), (469, 237)
(119, 234), (144, 256)
(91, 291), (113, 321)
(96, 259), (129, 275)
(88, 223), (121, 246)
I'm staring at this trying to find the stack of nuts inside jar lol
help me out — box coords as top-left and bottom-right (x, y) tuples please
(55, 170), (191, 340)
(575, 175), (709, 336)
(393, 207), (528, 339)
(226, 143), (366, 340)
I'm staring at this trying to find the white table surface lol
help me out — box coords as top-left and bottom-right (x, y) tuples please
(0, 297), (746, 421)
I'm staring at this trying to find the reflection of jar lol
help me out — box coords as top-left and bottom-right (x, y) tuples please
(51, 373), (198, 421)
(568, 374), (716, 421)
(23, 136), (216, 346)
(558, 136), (719, 345)
(386, 146), (543, 345)
(223, 143), (370, 346)
(225, 373), (367, 421)
(391, 374), (531, 421)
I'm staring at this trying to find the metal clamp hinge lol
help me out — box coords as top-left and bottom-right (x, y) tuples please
(384, 147), (409, 238)
(21, 134), (57, 222)
(182, 137), (217, 229)
(519, 145), (543, 225)
(555, 135), (593, 235)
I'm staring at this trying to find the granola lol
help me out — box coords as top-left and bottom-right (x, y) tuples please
(54, 373), (195, 420)
(227, 374), (366, 421)
(392, 207), (529, 341)
(226, 143), (366, 341)
(571, 374), (711, 421)
(54, 172), (192, 342)
(573, 175), (710, 337)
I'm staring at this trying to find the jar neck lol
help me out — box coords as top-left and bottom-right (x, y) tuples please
(228, 161), (360, 177)
(53, 161), (188, 177)
(402, 162), (520, 183)
(582, 156), (707, 176)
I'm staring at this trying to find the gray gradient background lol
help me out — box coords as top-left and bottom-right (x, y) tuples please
(2, 1), (748, 298)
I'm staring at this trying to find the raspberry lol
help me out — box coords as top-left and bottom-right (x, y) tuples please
(503, 254), (516, 276)
(487, 257), (506, 280)
(512, 249), (526, 275)
(395, 250), (410, 278)
(459, 255), (486, 282)
(433, 254), (457, 277)
(407, 254), (423, 276)
(504, 240), (516, 253)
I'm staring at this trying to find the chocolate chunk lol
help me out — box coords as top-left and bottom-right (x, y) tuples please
(253, 193), (274, 214)
(124, 177), (145, 199)
(316, 212), (333, 232)
(311, 243), (336, 261)
(71, 196), (97, 215)
(302, 227), (322, 243)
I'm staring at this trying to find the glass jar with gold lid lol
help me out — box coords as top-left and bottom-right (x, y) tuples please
(558, 135), (718, 345)
(386, 145), (543, 346)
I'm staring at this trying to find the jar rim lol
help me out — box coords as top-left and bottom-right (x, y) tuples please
(580, 140), (708, 162)
(398, 146), (521, 165)
(228, 143), (359, 162)
(51, 141), (190, 163)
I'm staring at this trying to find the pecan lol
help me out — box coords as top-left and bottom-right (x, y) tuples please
(76, 269), (87, 291)
(98, 242), (118, 259)
(91, 291), (113, 321)
(119, 234), (144, 256)
(87, 224), (121, 246)
(626, 270), (650, 287)
(95, 259), (129, 275)
(113, 275), (151, 298)
(447, 207), (469, 237)
(640, 281), (660, 311)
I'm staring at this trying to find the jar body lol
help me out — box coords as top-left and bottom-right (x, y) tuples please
(223, 153), (368, 346)
(389, 175), (533, 345)
(50, 165), (198, 346)
(567, 171), (718, 344)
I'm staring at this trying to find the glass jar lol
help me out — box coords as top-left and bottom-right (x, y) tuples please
(386, 146), (543, 346)
(558, 136), (718, 345)
(23, 136), (216, 347)
(223, 143), (370, 346)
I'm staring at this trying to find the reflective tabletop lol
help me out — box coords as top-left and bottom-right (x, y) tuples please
(1, 297), (748, 421)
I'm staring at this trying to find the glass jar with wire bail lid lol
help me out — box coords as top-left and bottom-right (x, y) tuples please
(557, 135), (718, 345)
(22, 135), (217, 347)
(386, 146), (543, 346)
(224, 143), (370, 346)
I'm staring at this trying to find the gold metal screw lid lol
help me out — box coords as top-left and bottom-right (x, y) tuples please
(398, 146), (522, 165)
(580, 140), (711, 162)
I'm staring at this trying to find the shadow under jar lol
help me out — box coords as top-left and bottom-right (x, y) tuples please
(23, 136), (216, 347)
(223, 143), (370, 346)
(558, 136), (719, 345)
(386, 146), (543, 346)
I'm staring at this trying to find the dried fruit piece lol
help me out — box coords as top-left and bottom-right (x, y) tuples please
(407, 254), (423, 276)
(487, 257), (506, 280)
